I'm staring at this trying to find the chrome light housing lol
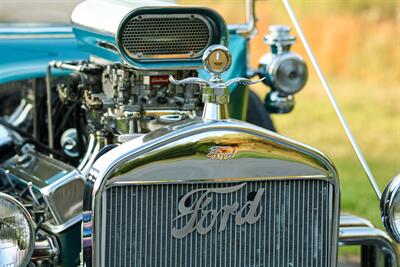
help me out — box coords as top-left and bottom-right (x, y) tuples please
(258, 25), (307, 114)
(0, 192), (34, 267)
(259, 25), (308, 95)
(260, 52), (308, 95)
(381, 174), (400, 243)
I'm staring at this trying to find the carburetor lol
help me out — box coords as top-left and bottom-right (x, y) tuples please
(54, 62), (202, 138)
(98, 66), (201, 134)
(258, 25), (308, 113)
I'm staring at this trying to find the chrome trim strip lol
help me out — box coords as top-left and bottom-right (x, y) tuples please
(339, 214), (374, 228)
(283, 0), (382, 199)
(0, 34), (74, 40)
(108, 175), (329, 187)
(43, 214), (82, 234)
(339, 226), (399, 266)
(40, 169), (84, 226)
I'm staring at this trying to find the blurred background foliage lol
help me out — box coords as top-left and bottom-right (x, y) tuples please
(183, 0), (400, 233)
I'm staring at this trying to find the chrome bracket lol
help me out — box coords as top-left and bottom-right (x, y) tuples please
(169, 45), (264, 120)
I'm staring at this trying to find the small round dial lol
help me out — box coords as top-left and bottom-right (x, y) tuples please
(203, 45), (232, 74)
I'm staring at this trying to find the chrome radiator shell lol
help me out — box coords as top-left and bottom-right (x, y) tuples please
(83, 119), (339, 266)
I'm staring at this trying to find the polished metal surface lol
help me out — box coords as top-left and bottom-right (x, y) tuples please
(381, 174), (400, 243)
(339, 226), (399, 267)
(263, 52), (308, 95)
(339, 214), (399, 266)
(71, 0), (173, 35)
(283, 0), (382, 199)
(169, 45), (263, 121)
(264, 25), (296, 50)
(72, 0), (228, 69)
(121, 14), (212, 59)
(3, 150), (85, 232)
(32, 234), (59, 263)
(258, 25), (308, 96)
(83, 117), (340, 266)
(201, 102), (230, 121)
(202, 45), (232, 74)
(78, 133), (107, 176)
(103, 179), (334, 267)
(339, 214), (374, 228)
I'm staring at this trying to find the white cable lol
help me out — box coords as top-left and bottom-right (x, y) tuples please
(282, 0), (382, 199)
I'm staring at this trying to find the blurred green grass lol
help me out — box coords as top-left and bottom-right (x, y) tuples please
(253, 76), (400, 260)
(268, 77), (400, 228)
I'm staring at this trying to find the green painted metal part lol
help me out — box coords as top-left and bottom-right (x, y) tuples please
(55, 222), (81, 267)
(226, 33), (249, 121)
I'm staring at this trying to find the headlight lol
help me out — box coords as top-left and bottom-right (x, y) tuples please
(265, 53), (308, 95)
(258, 24), (308, 112)
(381, 174), (400, 243)
(0, 192), (34, 267)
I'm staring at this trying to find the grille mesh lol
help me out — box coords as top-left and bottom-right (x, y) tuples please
(121, 15), (212, 58)
(103, 180), (334, 267)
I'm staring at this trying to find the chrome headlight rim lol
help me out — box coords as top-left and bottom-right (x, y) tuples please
(0, 192), (35, 267)
(268, 52), (308, 95)
(381, 174), (400, 243)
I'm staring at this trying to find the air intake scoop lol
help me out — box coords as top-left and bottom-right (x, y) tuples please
(71, 0), (228, 70)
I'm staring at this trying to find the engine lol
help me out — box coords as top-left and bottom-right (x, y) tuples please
(0, 2), (229, 266)
(50, 62), (203, 173)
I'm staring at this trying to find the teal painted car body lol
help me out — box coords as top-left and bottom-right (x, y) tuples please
(0, 25), (90, 84)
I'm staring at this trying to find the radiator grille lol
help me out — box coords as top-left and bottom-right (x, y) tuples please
(121, 15), (212, 59)
(103, 180), (334, 267)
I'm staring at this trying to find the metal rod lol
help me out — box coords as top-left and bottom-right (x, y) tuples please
(46, 64), (54, 150)
(282, 0), (382, 199)
(32, 78), (39, 139)
(229, 0), (256, 39)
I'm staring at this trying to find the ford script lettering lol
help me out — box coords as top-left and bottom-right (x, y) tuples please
(206, 146), (235, 160)
(171, 183), (264, 239)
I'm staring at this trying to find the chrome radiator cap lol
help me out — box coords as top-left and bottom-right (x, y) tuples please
(71, 0), (228, 69)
